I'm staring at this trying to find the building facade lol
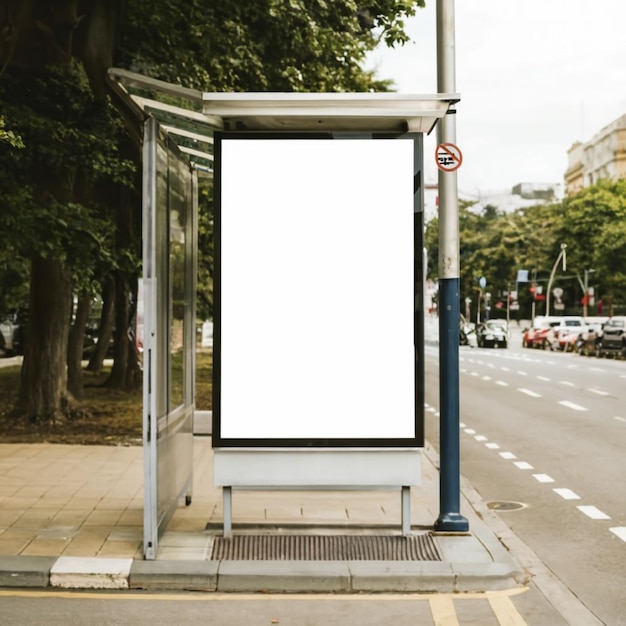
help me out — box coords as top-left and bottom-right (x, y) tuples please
(565, 113), (626, 194)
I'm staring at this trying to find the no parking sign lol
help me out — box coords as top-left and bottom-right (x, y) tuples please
(435, 142), (463, 172)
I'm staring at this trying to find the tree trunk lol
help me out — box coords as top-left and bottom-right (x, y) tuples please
(16, 256), (73, 423)
(86, 276), (115, 372)
(105, 271), (141, 390)
(67, 293), (90, 398)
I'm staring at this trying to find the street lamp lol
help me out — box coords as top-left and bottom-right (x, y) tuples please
(546, 243), (567, 317)
(583, 269), (595, 318)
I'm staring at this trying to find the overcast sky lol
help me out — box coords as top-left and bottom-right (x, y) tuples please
(366, 0), (626, 197)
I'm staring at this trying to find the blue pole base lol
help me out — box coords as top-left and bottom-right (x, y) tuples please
(434, 512), (469, 533)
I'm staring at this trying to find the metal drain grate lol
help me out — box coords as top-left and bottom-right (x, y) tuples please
(211, 534), (442, 561)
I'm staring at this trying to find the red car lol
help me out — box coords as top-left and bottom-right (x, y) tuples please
(522, 316), (567, 349)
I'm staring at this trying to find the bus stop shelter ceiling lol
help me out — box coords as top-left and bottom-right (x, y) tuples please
(107, 68), (459, 172)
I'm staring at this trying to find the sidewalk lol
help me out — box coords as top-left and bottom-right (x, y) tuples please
(0, 436), (526, 592)
(0, 316), (531, 594)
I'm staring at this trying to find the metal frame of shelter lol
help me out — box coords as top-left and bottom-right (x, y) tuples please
(108, 68), (459, 556)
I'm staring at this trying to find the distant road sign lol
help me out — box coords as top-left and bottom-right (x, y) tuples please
(435, 143), (463, 172)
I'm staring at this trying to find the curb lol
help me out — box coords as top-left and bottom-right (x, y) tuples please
(0, 554), (523, 593)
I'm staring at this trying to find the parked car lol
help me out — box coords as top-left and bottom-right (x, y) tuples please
(599, 315), (626, 357)
(476, 320), (508, 348)
(521, 316), (563, 349)
(548, 316), (585, 351)
(459, 316), (477, 347)
(0, 311), (24, 357)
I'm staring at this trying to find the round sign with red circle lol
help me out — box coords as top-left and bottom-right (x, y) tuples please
(435, 143), (463, 172)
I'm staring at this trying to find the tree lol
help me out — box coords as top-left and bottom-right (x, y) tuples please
(554, 180), (626, 308)
(0, 63), (131, 422)
(0, 0), (427, 423)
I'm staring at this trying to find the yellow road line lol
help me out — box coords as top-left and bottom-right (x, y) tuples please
(0, 587), (530, 604)
(429, 595), (460, 625)
(488, 593), (527, 626)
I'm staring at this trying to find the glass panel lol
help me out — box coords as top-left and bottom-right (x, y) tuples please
(155, 142), (170, 418)
(169, 157), (187, 411)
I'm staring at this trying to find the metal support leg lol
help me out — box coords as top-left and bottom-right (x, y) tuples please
(223, 486), (232, 538)
(401, 486), (411, 536)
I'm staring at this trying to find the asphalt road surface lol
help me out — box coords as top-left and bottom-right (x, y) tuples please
(0, 586), (569, 625)
(424, 338), (626, 626)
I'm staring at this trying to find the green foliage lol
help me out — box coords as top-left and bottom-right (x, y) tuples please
(555, 179), (626, 301)
(425, 180), (626, 318)
(0, 63), (135, 297)
(196, 180), (214, 321)
(0, 116), (24, 148)
(118, 0), (424, 92)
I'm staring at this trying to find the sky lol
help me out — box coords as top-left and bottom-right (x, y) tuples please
(366, 0), (626, 198)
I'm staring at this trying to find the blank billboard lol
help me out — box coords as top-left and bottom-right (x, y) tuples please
(214, 135), (416, 445)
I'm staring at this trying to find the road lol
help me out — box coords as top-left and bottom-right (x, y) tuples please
(424, 337), (626, 626)
(0, 586), (568, 625)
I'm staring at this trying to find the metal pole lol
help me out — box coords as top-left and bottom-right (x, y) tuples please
(531, 268), (536, 322)
(583, 269), (588, 318)
(546, 243), (567, 317)
(506, 282), (510, 326)
(435, 0), (469, 532)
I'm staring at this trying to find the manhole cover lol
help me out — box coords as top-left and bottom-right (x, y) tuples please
(487, 500), (526, 511)
(211, 534), (442, 561)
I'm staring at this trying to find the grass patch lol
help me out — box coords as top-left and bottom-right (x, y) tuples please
(0, 349), (212, 446)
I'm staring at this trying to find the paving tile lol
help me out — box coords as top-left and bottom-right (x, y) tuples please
(0, 527), (39, 540)
(117, 509), (143, 526)
(159, 532), (213, 548)
(13, 509), (55, 529)
(82, 510), (124, 527)
(65, 498), (100, 510)
(0, 484), (24, 498)
(98, 540), (143, 559)
(30, 497), (72, 509)
(165, 517), (210, 532)
(107, 529), (142, 541)
(62, 533), (108, 557)
(44, 485), (84, 499)
(95, 498), (132, 511)
(0, 509), (24, 527)
(49, 508), (93, 527)
(156, 546), (210, 560)
(0, 535), (33, 555)
(21, 537), (72, 557)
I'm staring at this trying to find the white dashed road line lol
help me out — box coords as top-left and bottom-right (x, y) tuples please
(559, 400), (588, 411)
(536, 376), (550, 381)
(517, 370), (528, 376)
(532, 474), (555, 483)
(588, 388), (610, 397)
(430, 389), (621, 544)
(559, 381), (575, 387)
(553, 488), (580, 500)
(518, 388), (541, 398)
(513, 461), (534, 470)
(577, 506), (610, 520)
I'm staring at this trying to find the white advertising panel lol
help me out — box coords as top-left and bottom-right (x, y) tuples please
(216, 137), (415, 443)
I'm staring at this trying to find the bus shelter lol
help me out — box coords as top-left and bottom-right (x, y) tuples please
(108, 69), (459, 558)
